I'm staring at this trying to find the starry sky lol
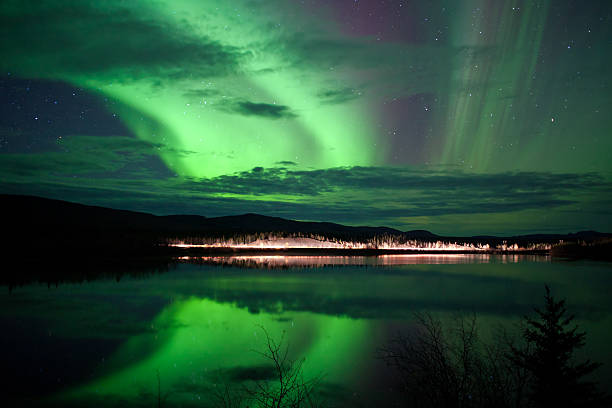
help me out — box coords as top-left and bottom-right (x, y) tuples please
(1, 0), (611, 235)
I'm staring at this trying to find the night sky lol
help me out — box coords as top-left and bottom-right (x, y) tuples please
(1, 0), (611, 235)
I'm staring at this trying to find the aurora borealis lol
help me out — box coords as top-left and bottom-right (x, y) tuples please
(1, 0), (611, 234)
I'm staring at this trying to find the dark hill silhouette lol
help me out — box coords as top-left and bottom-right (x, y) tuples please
(206, 212), (410, 236)
(1, 194), (610, 257)
(1, 194), (428, 238)
(2, 194), (211, 232)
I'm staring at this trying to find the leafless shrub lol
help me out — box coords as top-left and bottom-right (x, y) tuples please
(245, 326), (322, 408)
(212, 379), (245, 408)
(214, 325), (323, 408)
(378, 313), (530, 408)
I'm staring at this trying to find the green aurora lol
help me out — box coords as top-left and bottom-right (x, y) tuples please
(1, 0), (611, 234)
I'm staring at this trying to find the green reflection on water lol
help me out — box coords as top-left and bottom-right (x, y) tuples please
(59, 297), (370, 406)
(2, 257), (612, 406)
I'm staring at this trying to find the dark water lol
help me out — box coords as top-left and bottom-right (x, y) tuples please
(2, 255), (611, 407)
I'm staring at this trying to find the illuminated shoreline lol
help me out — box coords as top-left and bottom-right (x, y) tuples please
(167, 239), (551, 254)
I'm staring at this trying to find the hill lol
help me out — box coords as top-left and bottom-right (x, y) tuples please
(1, 194), (610, 256)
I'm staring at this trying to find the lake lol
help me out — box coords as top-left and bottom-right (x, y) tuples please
(2, 255), (611, 407)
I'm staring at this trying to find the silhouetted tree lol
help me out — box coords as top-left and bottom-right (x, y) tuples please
(212, 380), (245, 408)
(378, 313), (529, 408)
(510, 286), (606, 408)
(214, 326), (322, 408)
(245, 326), (322, 408)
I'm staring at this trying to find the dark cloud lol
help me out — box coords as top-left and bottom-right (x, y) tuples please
(223, 365), (276, 381)
(0, 135), (175, 178)
(317, 87), (362, 105)
(2, 162), (610, 233)
(182, 166), (611, 199)
(272, 33), (449, 92)
(229, 101), (297, 119)
(0, 0), (243, 80)
(182, 88), (221, 99)
(167, 167), (612, 227)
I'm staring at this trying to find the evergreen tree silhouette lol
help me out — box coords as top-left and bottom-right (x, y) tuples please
(511, 286), (606, 408)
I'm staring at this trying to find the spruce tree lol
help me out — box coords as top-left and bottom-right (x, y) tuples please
(511, 286), (606, 408)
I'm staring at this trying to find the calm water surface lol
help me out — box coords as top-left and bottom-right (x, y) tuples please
(2, 255), (611, 407)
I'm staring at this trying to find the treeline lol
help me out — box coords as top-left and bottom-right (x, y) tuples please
(551, 239), (612, 260)
(166, 231), (552, 251)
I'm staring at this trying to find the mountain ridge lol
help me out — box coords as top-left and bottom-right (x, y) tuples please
(1, 194), (609, 242)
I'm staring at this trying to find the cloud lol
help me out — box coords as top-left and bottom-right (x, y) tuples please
(206, 92), (299, 119)
(0, 0), (243, 81)
(181, 166), (611, 199)
(228, 101), (297, 119)
(3, 161), (610, 234)
(317, 87), (362, 105)
(182, 88), (222, 99)
(271, 33), (450, 93)
(0, 135), (173, 178)
(165, 167), (612, 229)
